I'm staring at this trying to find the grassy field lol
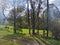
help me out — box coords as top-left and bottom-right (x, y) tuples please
(0, 25), (60, 45)
(0, 26), (34, 45)
(35, 34), (60, 45)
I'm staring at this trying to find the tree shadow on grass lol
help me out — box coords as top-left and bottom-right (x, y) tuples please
(2, 33), (26, 40)
(34, 34), (53, 45)
(2, 33), (34, 45)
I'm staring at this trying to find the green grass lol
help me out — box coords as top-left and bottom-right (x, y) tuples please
(22, 29), (29, 34)
(0, 25), (60, 45)
(22, 29), (44, 35)
(46, 39), (60, 45)
(22, 29), (60, 45)
(0, 39), (24, 45)
(35, 35), (60, 45)
(41, 38), (60, 45)
(0, 30), (25, 45)
(0, 26), (34, 45)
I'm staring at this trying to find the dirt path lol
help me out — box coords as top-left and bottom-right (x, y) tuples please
(33, 39), (40, 45)
(32, 36), (46, 45)
(38, 40), (46, 45)
(0, 35), (4, 39)
(0, 35), (46, 45)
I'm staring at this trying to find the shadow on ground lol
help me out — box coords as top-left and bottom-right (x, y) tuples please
(1, 33), (35, 45)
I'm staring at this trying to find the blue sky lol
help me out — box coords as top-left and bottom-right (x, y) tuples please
(0, 0), (60, 17)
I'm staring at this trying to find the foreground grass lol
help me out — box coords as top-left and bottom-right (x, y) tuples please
(0, 31), (24, 45)
(35, 35), (60, 45)
(46, 39), (60, 45)
(0, 27), (34, 45)
(0, 25), (60, 45)
(16, 29), (60, 45)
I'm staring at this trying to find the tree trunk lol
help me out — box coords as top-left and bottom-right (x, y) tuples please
(37, 0), (41, 34)
(27, 0), (31, 34)
(13, 0), (16, 34)
(30, 0), (35, 34)
(46, 0), (49, 37)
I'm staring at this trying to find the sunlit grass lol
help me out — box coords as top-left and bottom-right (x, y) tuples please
(0, 39), (24, 45)
(0, 25), (60, 45)
(0, 26), (33, 45)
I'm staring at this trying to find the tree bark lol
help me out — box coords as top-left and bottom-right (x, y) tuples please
(27, 0), (31, 34)
(30, 0), (35, 34)
(13, 0), (16, 34)
(46, 0), (49, 37)
(37, 0), (41, 34)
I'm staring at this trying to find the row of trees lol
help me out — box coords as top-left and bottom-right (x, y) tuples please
(3, 0), (60, 40)
(8, 0), (49, 35)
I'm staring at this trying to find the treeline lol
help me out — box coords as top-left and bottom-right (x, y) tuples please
(7, 0), (60, 40)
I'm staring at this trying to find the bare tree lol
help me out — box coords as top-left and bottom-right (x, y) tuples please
(36, 0), (42, 34)
(46, 0), (49, 37)
(13, 0), (16, 33)
(30, 0), (35, 34)
(1, 0), (8, 25)
(27, 0), (31, 34)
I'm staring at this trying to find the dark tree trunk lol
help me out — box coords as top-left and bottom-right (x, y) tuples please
(46, 0), (49, 37)
(27, 0), (31, 34)
(37, 0), (41, 34)
(30, 0), (35, 34)
(43, 12), (45, 37)
(13, 0), (16, 34)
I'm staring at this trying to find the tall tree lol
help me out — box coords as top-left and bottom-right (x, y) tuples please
(13, 0), (16, 33)
(46, 0), (49, 37)
(30, 0), (35, 34)
(36, 0), (42, 34)
(27, 0), (31, 34)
